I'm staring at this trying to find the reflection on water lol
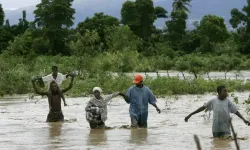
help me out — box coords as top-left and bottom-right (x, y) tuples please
(49, 122), (63, 138)
(211, 138), (232, 150)
(129, 128), (148, 145)
(47, 122), (63, 150)
(87, 129), (107, 146)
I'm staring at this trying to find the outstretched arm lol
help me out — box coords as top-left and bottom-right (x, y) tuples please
(32, 79), (47, 96)
(185, 106), (206, 122)
(118, 92), (130, 104)
(61, 77), (74, 93)
(235, 111), (250, 126)
(104, 92), (130, 104)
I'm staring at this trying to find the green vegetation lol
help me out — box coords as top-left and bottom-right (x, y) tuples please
(1, 0), (250, 97)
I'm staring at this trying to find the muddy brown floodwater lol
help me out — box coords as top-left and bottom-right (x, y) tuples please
(1, 93), (250, 150)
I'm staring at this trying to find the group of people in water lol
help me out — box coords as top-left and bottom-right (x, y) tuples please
(32, 66), (250, 138)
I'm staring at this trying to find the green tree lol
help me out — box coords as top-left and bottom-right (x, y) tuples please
(172, 0), (191, 13)
(162, 56), (174, 77)
(121, 0), (163, 39)
(155, 6), (168, 18)
(166, 11), (188, 50)
(69, 30), (103, 78)
(230, 0), (250, 54)
(165, 0), (191, 50)
(3, 30), (34, 56)
(202, 56), (215, 80)
(186, 54), (205, 79)
(0, 27), (14, 53)
(0, 4), (4, 26)
(175, 57), (189, 79)
(121, 1), (139, 26)
(5, 19), (10, 27)
(11, 10), (30, 36)
(34, 0), (75, 55)
(134, 0), (156, 39)
(179, 29), (201, 53)
(197, 15), (228, 52)
(70, 31), (102, 56)
(105, 25), (141, 52)
(77, 12), (120, 49)
(214, 55), (241, 79)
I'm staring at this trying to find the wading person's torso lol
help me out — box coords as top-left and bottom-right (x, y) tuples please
(50, 93), (62, 112)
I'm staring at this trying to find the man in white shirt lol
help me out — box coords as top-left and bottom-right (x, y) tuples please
(34, 66), (74, 107)
(42, 66), (69, 88)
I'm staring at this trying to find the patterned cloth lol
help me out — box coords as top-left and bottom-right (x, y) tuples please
(85, 93), (118, 123)
(86, 106), (102, 124)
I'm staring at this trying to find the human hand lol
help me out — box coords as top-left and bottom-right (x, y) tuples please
(244, 120), (250, 126)
(185, 115), (191, 122)
(118, 92), (124, 96)
(156, 108), (161, 114)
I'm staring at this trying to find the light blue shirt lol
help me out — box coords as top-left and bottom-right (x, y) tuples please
(125, 85), (156, 125)
(204, 98), (237, 133)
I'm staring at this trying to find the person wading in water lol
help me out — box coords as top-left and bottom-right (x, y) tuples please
(32, 76), (75, 122)
(124, 74), (161, 128)
(185, 85), (250, 138)
(33, 66), (74, 106)
(85, 87), (127, 129)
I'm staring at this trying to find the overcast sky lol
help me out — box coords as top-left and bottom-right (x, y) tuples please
(0, 0), (40, 10)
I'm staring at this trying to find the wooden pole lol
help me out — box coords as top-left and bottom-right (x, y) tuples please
(194, 134), (202, 150)
(229, 117), (240, 150)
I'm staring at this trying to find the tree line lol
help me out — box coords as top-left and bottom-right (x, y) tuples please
(0, 0), (250, 57)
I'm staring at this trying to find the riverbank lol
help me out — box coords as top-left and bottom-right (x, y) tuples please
(1, 54), (250, 97)
(1, 75), (250, 97)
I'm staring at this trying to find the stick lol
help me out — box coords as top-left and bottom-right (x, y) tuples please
(194, 134), (202, 150)
(229, 117), (240, 150)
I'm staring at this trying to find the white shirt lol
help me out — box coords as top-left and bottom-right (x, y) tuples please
(42, 72), (66, 88)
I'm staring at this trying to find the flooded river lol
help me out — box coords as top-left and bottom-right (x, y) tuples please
(1, 93), (250, 150)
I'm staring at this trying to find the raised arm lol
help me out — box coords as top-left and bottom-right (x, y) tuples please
(105, 92), (128, 103)
(31, 79), (47, 96)
(61, 77), (74, 93)
(119, 92), (130, 104)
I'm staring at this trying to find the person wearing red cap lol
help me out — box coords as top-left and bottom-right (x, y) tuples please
(124, 74), (161, 128)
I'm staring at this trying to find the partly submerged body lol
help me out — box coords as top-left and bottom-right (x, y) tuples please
(125, 85), (157, 127)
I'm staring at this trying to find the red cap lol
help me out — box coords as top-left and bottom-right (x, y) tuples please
(133, 75), (143, 84)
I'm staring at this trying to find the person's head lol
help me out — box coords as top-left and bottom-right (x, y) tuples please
(52, 66), (58, 75)
(93, 87), (102, 99)
(133, 74), (143, 87)
(50, 81), (59, 92)
(217, 85), (228, 100)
